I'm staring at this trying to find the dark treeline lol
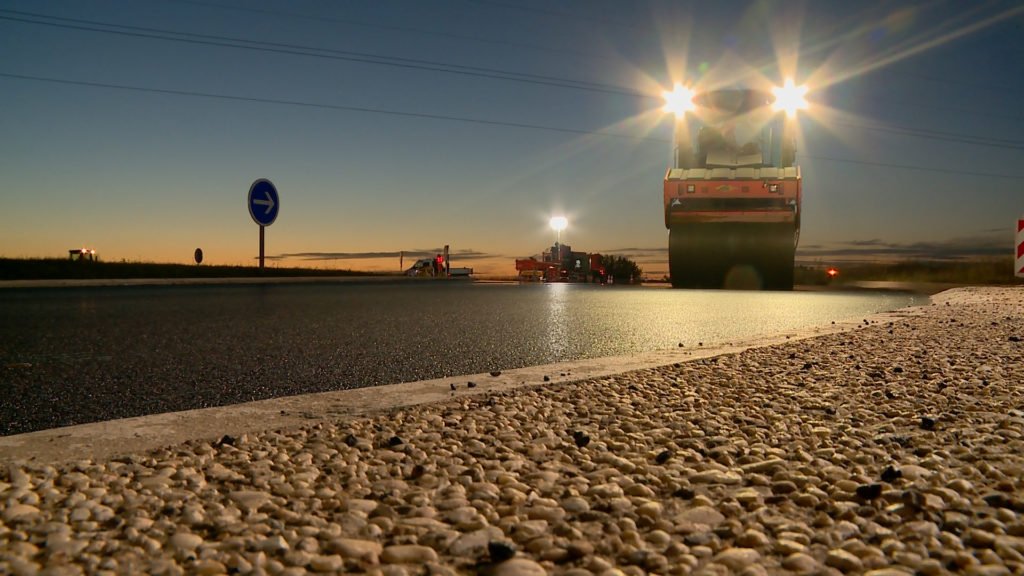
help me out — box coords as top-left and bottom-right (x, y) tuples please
(601, 255), (643, 283)
(0, 258), (377, 280)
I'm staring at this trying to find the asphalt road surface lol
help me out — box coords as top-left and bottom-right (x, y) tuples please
(0, 281), (926, 435)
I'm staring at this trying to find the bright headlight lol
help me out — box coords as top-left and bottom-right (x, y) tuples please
(662, 83), (696, 116)
(772, 79), (808, 117)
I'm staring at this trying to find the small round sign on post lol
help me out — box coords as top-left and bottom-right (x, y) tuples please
(248, 179), (280, 269)
(194, 248), (203, 265)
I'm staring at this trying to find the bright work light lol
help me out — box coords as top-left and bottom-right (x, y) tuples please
(550, 216), (568, 247)
(771, 79), (809, 117)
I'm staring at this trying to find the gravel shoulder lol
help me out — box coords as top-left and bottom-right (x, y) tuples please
(2, 286), (1023, 575)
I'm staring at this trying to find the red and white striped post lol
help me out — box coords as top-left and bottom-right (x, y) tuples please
(1017, 215), (1024, 278)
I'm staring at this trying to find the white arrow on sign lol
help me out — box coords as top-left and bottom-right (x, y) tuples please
(253, 190), (275, 215)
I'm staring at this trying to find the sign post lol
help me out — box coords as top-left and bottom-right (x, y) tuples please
(1017, 215), (1024, 279)
(248, 179), (280, 269)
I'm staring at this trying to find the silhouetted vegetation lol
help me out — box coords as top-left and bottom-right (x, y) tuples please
(795, 258), (1021, 286)
(0, 258), (379, 281)
(601, 255), (643, 283)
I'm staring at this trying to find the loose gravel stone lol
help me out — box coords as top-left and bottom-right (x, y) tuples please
(327, 538), (381, 563)
(308, 554), (343, 572)
(2, 287), (1022, 574)
(380, 544), (438, 564)
(193, 559), (228, 575)
(783, 552), (819, 572)
(259, 535), (289, 554)
(228, 490), (271, 512)
(566, 539), (594, 559)
(3, 504), (40, 522)
(676, 505), (726, 527)
(168, 532), (202, 552)
(714, 547), (761, 569)
(488, 540), (517, 562)
(736, 529), (771, 549)
(691, 470), (742, 484)
(827, 548), (865, 572)
(492, 558), (547, 576)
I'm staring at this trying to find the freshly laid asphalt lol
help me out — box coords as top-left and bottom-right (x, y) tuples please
(0, 281), (924, 436)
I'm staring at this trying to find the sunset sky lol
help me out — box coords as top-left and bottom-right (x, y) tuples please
(2, 0), (1022, 276)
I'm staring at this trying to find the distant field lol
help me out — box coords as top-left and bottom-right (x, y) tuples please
(632, 258), (1022, 287)
(2, 257), (1019, 285)
(0, 258), (380, 280)
(795, 258), (1021, 286)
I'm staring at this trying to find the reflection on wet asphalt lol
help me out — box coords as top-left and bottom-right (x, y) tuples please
(0, 282), (926, 435)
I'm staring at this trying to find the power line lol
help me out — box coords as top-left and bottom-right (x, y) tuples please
(159, 0), (613, 64)
(832, 119), (1024, 150)
(803, 154), (1024, 181)
(7, 8), (1024, 135)
(0, 71), (664, 143)
(4, 72), (1024, 181)
(902, 70), (1024, 98)
(0, 10), (641, 96)
(460, 0), (658, 35)
(0, 10), (647, 99)
(161, 0), (861, 93)
(865, 94), (1024, 123)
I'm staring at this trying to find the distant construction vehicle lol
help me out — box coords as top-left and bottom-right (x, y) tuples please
(68, 248), (97, 261)
(405, 254), (473, 278)
(516, 243), (605, 283)
(663, 81), (807, 289)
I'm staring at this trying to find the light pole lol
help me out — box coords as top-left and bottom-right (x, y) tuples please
(662, 84), (695, 168)
(549, 216), (568, 251)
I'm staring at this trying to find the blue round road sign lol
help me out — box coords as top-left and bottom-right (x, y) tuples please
(248, 179), (280, 227)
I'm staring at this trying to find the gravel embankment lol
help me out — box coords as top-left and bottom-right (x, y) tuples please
(2, 286), (1023, 575)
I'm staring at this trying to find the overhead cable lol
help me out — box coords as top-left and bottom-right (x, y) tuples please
(3, 71), (1022, 181)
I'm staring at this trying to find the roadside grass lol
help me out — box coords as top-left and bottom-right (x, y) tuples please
(796, 258), (1021, 286)
(0, 258), (382, 280)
